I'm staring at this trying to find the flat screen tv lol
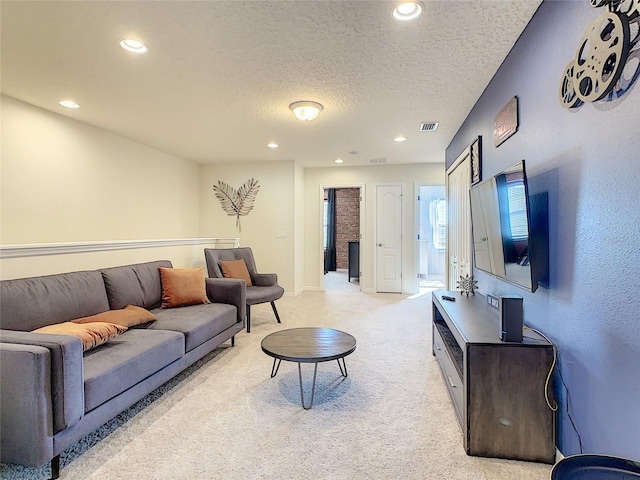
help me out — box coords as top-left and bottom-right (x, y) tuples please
(469, 159), (544, 292)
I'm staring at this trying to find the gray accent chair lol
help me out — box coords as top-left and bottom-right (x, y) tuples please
(204, 247), (284, 333)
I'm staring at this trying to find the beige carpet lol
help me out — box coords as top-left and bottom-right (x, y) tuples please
(1, 272), (553, 480)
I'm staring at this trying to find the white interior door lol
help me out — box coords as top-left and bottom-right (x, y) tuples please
(446, 149), (472, 290)
(376, 184), (402, 293)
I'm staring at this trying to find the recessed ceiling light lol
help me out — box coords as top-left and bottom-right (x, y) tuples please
(267, 142), (279, 149)
(119, 38), (149, 54)
(392, 1), (424, 21)
(334, 159), (344, 164)
(58, 100), (80, 109)
(394, 135), (407, 142)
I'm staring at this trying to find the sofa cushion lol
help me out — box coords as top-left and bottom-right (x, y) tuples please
(32, 321), (127, 352)
(219, 259), (253, 286)
(82, 329), (184, 412)
(204, 247), (258, 279)
(72, 305), (157, 328)
(0, 271), (110, 332)
(149, 303), (237, 352)
(246, 284), (285, 306)
(159, 267), (210, 308)
(100, 260), (172, 311)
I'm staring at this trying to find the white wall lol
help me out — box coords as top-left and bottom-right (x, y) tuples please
(1, 95), (446, 292)
(199, 161), (296, 292)
(0, 242), (229, 280)
(304, 164), (445, 293)
(294, 162), (305, 295)
(0, 95), (202, 279)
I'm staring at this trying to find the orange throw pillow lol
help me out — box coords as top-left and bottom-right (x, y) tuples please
(159, 267), (210, 308)
(33, 321), (127, 351)
(72, 305), (157, 328)
(218, 259), (252, 286)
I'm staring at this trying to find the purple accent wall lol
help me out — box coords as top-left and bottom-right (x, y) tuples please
(446, 0), (640, 459)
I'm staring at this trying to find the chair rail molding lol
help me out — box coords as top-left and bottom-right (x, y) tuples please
(0, 238), (241, 259)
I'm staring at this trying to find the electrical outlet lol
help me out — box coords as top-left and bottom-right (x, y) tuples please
(487, 294), (500, 310)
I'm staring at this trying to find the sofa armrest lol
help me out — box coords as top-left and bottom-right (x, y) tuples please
(252, 273), (278, 287)
(0, 330), (84, 434)
(205, 278), (247, 324)
(0, 342), (55, 467)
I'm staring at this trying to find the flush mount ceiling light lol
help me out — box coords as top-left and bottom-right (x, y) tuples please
(391, 1), (424, 21)
(58, 100), (80, 109)
(119, 38), (149, 54)
(334, 158), (344, 164)
(394, 135), (407, 142)
(267, 142), (279, 149)
(289, 101), (323, 122)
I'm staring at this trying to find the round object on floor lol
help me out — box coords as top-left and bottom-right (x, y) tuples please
(551, 454), (640, 480)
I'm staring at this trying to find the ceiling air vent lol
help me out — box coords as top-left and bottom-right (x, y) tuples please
(419, 122), (439, 132)
(369, 157), (387, 164)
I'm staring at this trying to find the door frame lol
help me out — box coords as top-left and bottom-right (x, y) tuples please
(445, 146), (472, 290)
(413, 182), (446, 293)
(318, 183), (366, 291)
(373, 182), (404, 293)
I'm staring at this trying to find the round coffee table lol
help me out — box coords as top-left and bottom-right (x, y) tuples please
(261, 327), (357, 409)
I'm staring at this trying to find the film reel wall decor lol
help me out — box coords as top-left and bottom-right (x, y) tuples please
(560, 0), (640, 110)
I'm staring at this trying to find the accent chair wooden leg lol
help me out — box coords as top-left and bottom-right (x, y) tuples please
(50, 455), (60, 480)
(246, 305), (251, 333)
(231, 335), (235, 347)
(271, 301), (281, 323)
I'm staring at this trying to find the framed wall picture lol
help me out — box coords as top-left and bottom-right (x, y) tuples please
(494, 96), (519, 147)
(471, 136), (482, 185)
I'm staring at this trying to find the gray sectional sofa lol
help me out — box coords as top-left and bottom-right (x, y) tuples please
(0, 260), (246, 479)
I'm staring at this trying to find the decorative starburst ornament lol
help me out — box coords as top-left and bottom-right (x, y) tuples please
(457, 274), (478, 296)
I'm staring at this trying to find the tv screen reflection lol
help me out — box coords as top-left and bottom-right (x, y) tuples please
(470, 161), (533, 291)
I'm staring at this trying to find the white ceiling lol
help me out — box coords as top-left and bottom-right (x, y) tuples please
(1, 1), (541, 168)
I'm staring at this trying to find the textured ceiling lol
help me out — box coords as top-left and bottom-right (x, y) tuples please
(1, 1), (541, 167)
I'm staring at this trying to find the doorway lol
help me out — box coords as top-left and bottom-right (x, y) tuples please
(417, 185), (446, 293)
(322, 186), (363, 290)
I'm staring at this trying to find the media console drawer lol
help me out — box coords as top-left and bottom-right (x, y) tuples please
(433, 324), (464, 426)
(431, 290), (555, 463)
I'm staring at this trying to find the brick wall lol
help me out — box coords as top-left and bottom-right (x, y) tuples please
(335, 188), (360, 269)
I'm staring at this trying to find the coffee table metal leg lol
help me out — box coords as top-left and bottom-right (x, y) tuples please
(337, 357), (348, 377)
(298, 362), (319, 410)
(270, 358), (281, 378)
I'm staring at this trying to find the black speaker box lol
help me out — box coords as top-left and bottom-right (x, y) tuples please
(499, 295), (523, 342)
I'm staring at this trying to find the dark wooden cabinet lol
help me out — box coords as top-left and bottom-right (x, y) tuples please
(348, 241), (359, 281)
(432, 290), (555, 463)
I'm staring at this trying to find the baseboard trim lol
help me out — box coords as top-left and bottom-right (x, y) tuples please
(0, 238), (241, 259)
(301, 286), (323, 292)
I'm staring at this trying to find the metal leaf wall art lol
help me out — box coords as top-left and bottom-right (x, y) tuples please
(212, 178), (260, 232)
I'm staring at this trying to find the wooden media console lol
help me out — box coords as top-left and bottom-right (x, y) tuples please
(432, 290), (555, 463)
